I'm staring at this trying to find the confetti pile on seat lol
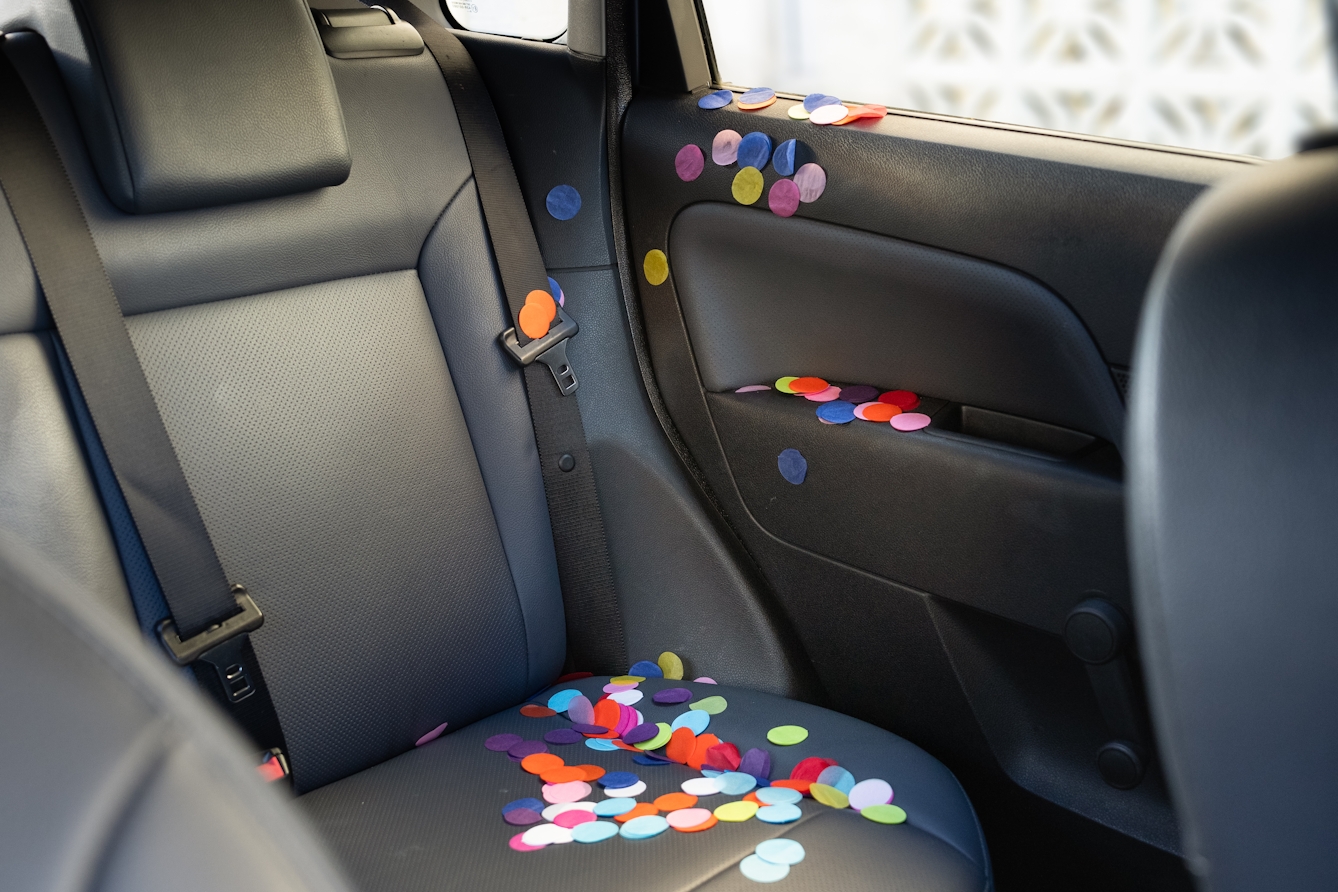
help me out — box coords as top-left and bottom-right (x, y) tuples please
(471, 652), (910, 882)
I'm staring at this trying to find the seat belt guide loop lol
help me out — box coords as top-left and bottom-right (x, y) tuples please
(156, 585), (264, 666)
(500, 305), (580, 395)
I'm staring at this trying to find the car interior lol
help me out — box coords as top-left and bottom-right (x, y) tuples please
(0, 1), (1334, 890)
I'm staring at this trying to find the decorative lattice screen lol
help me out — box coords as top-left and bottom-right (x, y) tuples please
(704, 0), (1337, 158)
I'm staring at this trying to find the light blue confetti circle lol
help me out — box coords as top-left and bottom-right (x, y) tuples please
(547, 689), (581, 712)
(740, 854), (790, 882)
(671, 709), (711, 734)
(756, 803), (803, 824)
(620, 814), (670, 839)
(756, 786), (803, 806)
(586, 738), (619, 751)
(816, 765), (856, 794)
(755, 838), (806, 866)
(572, 820), (620, 843)
(719, 772), (758, 795)
(594, 797), (637, 817)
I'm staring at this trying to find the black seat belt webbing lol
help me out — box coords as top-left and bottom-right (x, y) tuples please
(0, 48), (288, 765)
(382, 3), (628, 674)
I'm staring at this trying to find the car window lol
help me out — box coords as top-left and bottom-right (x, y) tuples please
(701, 0), (1338, 159)
(442, 0), (567, 41)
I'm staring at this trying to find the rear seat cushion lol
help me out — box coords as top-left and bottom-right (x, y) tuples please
(302, 678), (990, 892)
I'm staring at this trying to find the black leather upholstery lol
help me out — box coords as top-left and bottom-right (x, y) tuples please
(2, 0), (350, 212)
(0, 534), (352, 892)
(0, 1), (992, 887)
(1129, 149), (1338, 891)
(303, 677), (989, 892)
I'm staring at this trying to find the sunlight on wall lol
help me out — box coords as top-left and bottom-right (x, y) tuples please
(703, 0), (1338, 158)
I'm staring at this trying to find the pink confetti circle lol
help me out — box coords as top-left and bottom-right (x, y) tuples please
(891, 412), (931, 431)
(675, 144), (705, 181)
(854, 402), (877, 420)
(694, 677), (717, 684)
(666, 807), (714, 830)
(543, 780), (593, 804)
(554, 809), (597, 828)
(794, 163), (827, 203)
(735, 384), (771, 393)
(712, 129), (741, 165)
(768, 178), (800, 217)
(509, 832), (545, 852)
(804, 385), (841, 402)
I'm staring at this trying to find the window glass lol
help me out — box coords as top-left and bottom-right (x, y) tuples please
(701, 0), (1338, 159)
(443, 0), (567, 41)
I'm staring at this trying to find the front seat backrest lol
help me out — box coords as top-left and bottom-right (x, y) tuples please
(0, 533), (353, 892)
(1128, 147), (1338, 892)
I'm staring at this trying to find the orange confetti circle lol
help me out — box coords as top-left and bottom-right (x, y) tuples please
(520, 752), (564, 775)
(789, 376), (830, 394)
(861, 403), (902, 422)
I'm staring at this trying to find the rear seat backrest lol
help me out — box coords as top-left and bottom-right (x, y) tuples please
(0, 0), (568, 791)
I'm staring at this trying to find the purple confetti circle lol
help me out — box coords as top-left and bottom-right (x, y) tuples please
(507, 740), (548, 761)
(652, 688), (693, 705)
(571, 723), (609, 735)
(544, 728), (585, 745)
(486, 733), (524, 752)
(503, 808), (544, 826)
(840, 384), (879, 404)
(622, 723), (660, 745)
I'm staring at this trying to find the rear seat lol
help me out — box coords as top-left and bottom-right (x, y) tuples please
(0, 1), (990, 889)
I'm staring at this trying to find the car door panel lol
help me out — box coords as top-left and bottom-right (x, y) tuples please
(616, 73), (1251, 884)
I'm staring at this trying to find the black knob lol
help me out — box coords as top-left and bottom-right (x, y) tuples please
(1064, 597), (1131, 664)
(1097, 740), (1146, 789)
(557, 453), (575, 472)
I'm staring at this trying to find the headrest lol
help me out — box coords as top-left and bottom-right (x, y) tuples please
(6, 0), (351, 213)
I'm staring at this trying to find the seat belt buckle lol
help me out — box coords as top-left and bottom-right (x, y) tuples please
(500, 306), (580, 395)
(155, 585), (264, 668)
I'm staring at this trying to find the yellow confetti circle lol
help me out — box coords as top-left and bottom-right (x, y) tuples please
(643, 250), (669, 286)
(714, 800), (760, 822)
(810, 783), (849, 809)
(611, 674), (646, 685)
(658, 651), (684, 680)
(732, 166), (764, 205)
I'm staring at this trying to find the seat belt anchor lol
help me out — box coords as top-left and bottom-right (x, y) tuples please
(500, 306), (580, 396)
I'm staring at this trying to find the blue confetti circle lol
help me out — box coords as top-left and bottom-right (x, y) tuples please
(740, 87), (776, 105)
(817, 400), (856, 424)
(502, 797), (544, 814)
(778, 448), (807, 484)
(755, 838), (806, 866)
(546, 184), (581, 220)
(698, 89), (734, 109)
(547, 276), (565, 307)
(773, 139), (797, 176)
(737, 132), (773, 171)
(803, 93), (842, 112)
(600, 771), (639, 788)
(628, 659), (663, 677)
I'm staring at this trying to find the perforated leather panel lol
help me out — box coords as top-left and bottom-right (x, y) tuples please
(126, 271), (531, 791)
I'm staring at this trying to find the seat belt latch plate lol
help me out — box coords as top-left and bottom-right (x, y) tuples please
(501, 306), (580, 395)
(156, 586), (265, 666)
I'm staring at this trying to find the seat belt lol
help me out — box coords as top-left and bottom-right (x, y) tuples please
(0, 47), (290, 775)
(378, 2), (628, 675)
